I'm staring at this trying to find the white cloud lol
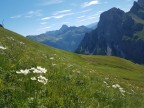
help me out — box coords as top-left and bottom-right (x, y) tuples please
(10, 10), (42, 19)
(40, 0), (63, 5)
(77, 13), (100, 22)
(10, 15), (22, 19)
(77, 15), (85, 19)
(28, 10), (42, 17)
(76, 9), (93, 14)
(41, 12), (74, 20)
(81, 0), (99, 8)
(53, 9), (71, 15)
(53, 13), (74, 19)
(41, 17), (51, 20)
(37, 26), (51, 31)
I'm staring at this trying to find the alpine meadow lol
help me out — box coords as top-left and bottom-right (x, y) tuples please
(0, 0), (144, 108)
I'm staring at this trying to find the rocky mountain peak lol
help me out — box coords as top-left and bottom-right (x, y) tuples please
(99, 8), (125, 23)
(138, 0), (144, 6)
(96, 8), (125, 41)
(130, 1), (141, 13)
(130, 0), (144, 19)
(60, 24), (69, 31)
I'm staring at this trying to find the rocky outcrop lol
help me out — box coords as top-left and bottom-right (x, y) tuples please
(76, 1), (144, 63)
(138, 0), (144, 6)
(130, 1), (144, 19)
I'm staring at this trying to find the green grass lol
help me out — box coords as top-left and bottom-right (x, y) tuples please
(128, 12), (144, 24)
(134, 30), (144, 40)
(0, 28), (144, 108)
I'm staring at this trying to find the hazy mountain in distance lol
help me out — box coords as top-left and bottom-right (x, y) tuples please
(86, 22), (97, 29)
(27, 25), (92, 52)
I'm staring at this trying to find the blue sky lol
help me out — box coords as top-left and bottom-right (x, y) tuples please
(0, 0), (136, 36)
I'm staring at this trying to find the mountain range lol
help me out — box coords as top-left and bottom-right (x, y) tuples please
(0, 24), (144, 107)
(0, 0), (144, 107)
(76, 0), (144, 64)
(27, 25), (92, 52)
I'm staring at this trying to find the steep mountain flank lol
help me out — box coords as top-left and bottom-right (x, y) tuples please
(76, 0), (144, 63)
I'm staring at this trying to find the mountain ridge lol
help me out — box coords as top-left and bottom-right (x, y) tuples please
(27, 25), (92, 52)
(76, 0), (144, 64)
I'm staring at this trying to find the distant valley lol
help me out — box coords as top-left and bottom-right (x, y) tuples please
(27, 24), (95, 52)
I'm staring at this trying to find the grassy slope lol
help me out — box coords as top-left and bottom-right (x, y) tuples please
(0, 28), (144, 108)
(126, 12), (144, 40)
(128, 12), (144, 24)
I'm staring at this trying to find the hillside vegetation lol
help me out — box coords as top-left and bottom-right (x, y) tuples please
(0, 28), (144, 108)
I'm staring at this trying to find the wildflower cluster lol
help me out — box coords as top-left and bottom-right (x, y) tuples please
(16, 66), (47, 75)
(16, 66), (48, 85)
(19, 41), (25, 45)
(112, 84), (125, 96)
(0, 45), (7, 50)
(103, 81), (110, 88)
(49, 57), (54, 60)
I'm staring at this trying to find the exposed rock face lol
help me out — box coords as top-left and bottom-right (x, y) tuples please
(130, 1), (144, 19)
(138, 0), (144, 6)
(59, 24), (69, 32)
(97, 8), (126, 42)
(76, 1), (144, 63)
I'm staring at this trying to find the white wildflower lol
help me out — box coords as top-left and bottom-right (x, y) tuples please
(112, 84), (126, 96)
(0, 46), (7, 50)
(8, 37), (15, 41)
(112, 85), (117, 88)
(37, 75), (48, 85)
(31, 77), (37, 80)
(103, 81), (107, 84)
(37, 66), (47, 73)
(49, 57), (54, 60)
(105, 77), (109, 80)
(16, 66), (47, 75)
(31, 66), (47, 74)
(30, 67), (35, 70)
(103, 81), (108, 85)
(52, 63), (56, 66)
(131, 89), (135, 93)
(115, 84), (120, 88)
(32, 68), (40, 73)
(16, 69), (30, 75)
(119, 87), (125, 93)
(20, 41), (25, 45)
